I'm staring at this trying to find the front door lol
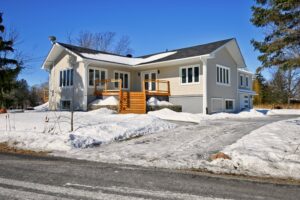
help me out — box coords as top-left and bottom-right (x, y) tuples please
(142, 71), (157, 91)
(240, 94), (250, 110)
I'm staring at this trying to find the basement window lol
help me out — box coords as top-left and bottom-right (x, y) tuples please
(225, 99), (234, 111)
(61, 100), (71, 110)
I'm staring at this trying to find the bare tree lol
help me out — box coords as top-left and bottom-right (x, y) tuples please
(66, 31), (132, 56)
(114, 35), (132, 55)
(285, 68), (300, 103)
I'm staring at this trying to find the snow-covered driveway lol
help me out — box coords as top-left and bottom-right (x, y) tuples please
(59, 115), (295, 169)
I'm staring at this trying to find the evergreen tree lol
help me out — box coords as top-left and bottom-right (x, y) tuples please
(251, 0), (300, 71)
(253, 72), (270, 104)
(268, 69), (289, 103)
(0, 13), (22, 108)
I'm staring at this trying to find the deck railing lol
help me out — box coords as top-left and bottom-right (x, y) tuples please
(143, 79), (170, 96)
(94, 79), (122, 96)
(94, 79), (170, 96)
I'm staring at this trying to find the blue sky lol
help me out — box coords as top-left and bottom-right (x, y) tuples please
(2, 0), (264, 86)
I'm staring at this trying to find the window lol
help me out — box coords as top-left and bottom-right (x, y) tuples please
(240, 75), (244, 86)
(216, 65), (230, 85)
(114, 71), (130, 89)
(89, 68), (107, 87)
(245, 76), (249, 88)
(61, 100), (71, 110)
(59, 71), (63, 87)
(59, 69), (73, 87)
(225, 99), (234, 111)
(181, 65), (200, 84)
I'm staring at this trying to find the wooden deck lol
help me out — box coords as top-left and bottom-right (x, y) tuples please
(94, 79), (170, 114)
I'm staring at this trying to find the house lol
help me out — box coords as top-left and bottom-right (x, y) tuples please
(42, 38), (255, 114)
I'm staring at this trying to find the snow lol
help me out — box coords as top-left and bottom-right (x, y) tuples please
(266, 109), (300, 116)
(81, 51), (177, 66)
(34, 102), (49, 111)
(0, 109), (176, 151)
(147, 97), (173, 106)
(238, 68), (254, 74)
(210, 117), (300, 180)
(148, 108), (266, 123)
(89, 96), (119, 106)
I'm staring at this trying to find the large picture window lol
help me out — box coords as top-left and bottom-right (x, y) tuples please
(180, 65), (200, 84)
(59, 69), (73, 87)
(216, 65), (230, 85)
(114, 71), (130, 89)
(89, 68), (107, 86)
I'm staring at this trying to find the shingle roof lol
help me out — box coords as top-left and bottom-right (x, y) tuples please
(57, 38), (233, 65)
(57, 42), (129, 58)
(138, 38), (233, 65)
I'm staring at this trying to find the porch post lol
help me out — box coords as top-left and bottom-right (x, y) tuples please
(201, 57), (208, 115)
(82, 61), (90, 111)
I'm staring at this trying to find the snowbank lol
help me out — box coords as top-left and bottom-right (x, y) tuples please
(211, 117), (300, 180)
(266, 109), (300, 116)
(34, 102), (49, 111)
(70, 114), (176, 148)
(148, 108), (266, 123)
(147, 97), (173, 106)
(89, 96), (119, 106)
(0, 108), (176, 151)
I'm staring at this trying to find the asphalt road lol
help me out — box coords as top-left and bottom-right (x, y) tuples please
(0, 152), (300, 200)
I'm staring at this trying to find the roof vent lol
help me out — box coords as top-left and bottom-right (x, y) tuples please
(126, 54), (132, 58)
(48, 36), (56, 44)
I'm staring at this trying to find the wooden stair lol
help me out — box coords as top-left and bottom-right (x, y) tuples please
(119, 92), (146, 114)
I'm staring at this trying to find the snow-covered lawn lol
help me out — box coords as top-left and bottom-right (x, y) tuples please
(0, 108), (176, 151)
(209, 117), (300, 180)
(59, 116), (300, 180)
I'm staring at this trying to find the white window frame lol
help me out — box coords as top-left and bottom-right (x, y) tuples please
(88, 67), (108, 88)
(224, 99), (235, 111)
(114, 70), (130, 90)
(211, 98), (224, 113)
(180, 65), (200, 85)
(216, 64), (231, 86)
(59, 68), (74, 88)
